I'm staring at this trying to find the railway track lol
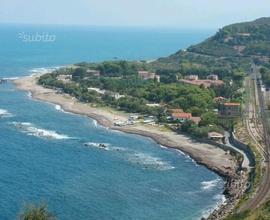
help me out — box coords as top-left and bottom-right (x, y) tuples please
(241, 66), (270, 211)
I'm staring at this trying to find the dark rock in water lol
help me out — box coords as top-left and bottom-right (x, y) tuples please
(0, 79), (7, 84)
(99, 144), (107, 148)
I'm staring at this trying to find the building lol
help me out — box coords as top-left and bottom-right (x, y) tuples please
(190, 117), (201, 125)
(219, 102), (241, 117)
(185, 75), (198, 81)
(208, 132), (225, 142)
(179, 79), (223, 88)
(171, 112), (192, 122)
(207, 74), (219, 81)
(138, 71), (160, 82)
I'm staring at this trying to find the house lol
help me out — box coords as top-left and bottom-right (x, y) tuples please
(179, 76), (223, 88)
(88, 87), (106, 95)
(185, 75), (198, 81)
(171, 112), (192, 122)
(219, 102), (241, 117)
(104, 91), (125, 100)
(146, 103), (160, 107)
(190, 117), (201, 125)
(207, 74), (219, 81)
(180, 79), (223, 88)
(208, 132), (225, 142)
(138, 71), (160, 82)
(113, 93), (125, 100)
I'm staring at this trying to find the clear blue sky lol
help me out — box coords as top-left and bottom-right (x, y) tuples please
(0, 0), (269, 28)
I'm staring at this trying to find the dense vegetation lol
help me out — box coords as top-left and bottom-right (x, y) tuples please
(225, 200), (270, 220)
(260, 61), (270, 87)
(189, 17), (270, 57)
(153, 17), (270, 83)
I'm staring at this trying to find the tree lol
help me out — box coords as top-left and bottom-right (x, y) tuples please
(19, 203), (56, 220)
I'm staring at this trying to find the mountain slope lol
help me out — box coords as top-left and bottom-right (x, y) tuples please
(189, 17), (270, 57)
(153, 17), (270, 74)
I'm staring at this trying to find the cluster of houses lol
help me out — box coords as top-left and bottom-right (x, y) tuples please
(179, 74), (223, 88)
(57, 69), (241, 142)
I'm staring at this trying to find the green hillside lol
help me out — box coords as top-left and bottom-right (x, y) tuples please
(189, 17), (270, 57)
(152, 17), (270, 79)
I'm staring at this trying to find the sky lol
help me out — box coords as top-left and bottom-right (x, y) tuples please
(0, 0), (269, 28)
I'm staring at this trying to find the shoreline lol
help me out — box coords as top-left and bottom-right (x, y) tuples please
(13, 74), (246, 220)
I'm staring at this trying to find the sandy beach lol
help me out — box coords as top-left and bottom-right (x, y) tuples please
(13, 74), (247, 219)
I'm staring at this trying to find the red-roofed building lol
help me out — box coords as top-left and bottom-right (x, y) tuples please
(219, 102), (241, 117)
(171, 112), (192, 122)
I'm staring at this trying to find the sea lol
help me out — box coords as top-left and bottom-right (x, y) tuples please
(0, 24), (224, 220)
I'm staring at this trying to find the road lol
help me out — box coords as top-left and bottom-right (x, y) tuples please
(240, 64), (270, 211)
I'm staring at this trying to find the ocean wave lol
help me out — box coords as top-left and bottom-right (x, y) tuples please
(92, 120), (98, 127)
(29, 66), (65, 76)
(11, 122), (72, 140)
(27, 92), (32, 98)
(54, 104), (75, 115)
(0, 109), (13, 118)
(127, 152), (175, 171)
(83, 141), (174, 171)
(55, 104), (64, 112)
(3, 77), (19, 80)
(201, 178), (221, 191)
(200, 194), (226, 219)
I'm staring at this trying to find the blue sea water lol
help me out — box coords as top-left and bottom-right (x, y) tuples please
(0, 24), (224, 220)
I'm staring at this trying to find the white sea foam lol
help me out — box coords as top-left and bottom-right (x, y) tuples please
(55, 104), (63, 112)
(200, 194), (227, 219)
(30, 66), (64, 76)
(11, 122), (72, 140)
(159, 145), (167, 149)
(92, 120), (98, 127)
(201, 178), (221, 191)
(3, 77), (19, 80)
(27, 92), (32, 98)
(0, 109), (13, 118)
(127, 152), (175, 171)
